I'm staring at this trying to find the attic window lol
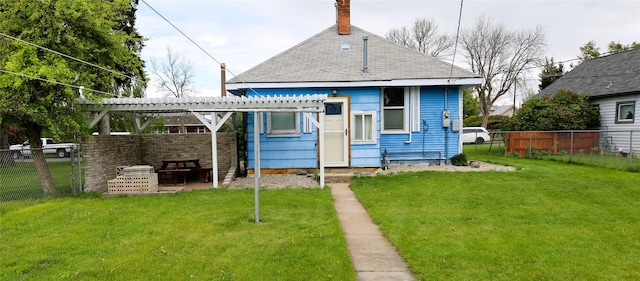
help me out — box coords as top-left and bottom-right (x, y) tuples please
(340, 44), (351, 51)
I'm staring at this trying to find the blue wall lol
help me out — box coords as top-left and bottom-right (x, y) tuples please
(341, 88), (381, 167)
(379, 87), (461, 162)
(245, 86), (462, 169)
(246, 88), (330, 169)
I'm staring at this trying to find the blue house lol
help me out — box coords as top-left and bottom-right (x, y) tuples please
(226, 0), (481, 172)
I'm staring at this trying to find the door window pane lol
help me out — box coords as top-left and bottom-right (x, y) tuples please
(325, 103), (342, 115)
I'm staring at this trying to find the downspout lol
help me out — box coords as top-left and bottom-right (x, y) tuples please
(405, 86), (412, 144)
(444, 87), (449, 163)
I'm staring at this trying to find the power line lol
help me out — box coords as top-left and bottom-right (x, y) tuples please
(0, 68), (112, 96)
(448, 0), (464, 81)
(0, 32), (135, 81)
(139, 0), (262, 97)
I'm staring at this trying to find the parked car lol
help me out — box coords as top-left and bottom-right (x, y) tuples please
(9, 138), (80, 159)
(462, 127), (491, 144)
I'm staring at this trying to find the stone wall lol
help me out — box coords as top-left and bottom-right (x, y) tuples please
(82, 133), (237, 193)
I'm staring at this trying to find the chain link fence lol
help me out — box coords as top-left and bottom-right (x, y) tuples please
(468, 129), (639, 171)
(0, 147), (82, 203)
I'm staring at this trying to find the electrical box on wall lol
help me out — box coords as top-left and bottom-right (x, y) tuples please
(442, 110), (450, 128)
(452, 119), (460, 132)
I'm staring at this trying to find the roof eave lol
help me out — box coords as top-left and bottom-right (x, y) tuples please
(226, 77), (483, 91)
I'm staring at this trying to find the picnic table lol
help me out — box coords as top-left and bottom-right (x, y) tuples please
(157, 158), (212, 185)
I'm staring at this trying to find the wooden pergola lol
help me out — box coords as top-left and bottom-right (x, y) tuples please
(76, 94), (328, 188)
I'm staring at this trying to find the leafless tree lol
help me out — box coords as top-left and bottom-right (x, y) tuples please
(386, 18), (454, 59)
(460, 15), (546, 128)
(386, 26), (414, 49)
(150, 46), (196, 98)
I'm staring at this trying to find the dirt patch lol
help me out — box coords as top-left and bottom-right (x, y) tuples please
(228, 161), (516, 189)
(378, 161), (516, 174)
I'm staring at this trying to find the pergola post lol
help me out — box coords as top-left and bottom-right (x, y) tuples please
(211, 113), (218, 188)
(253, 111), (261, 223)
(318, 111), (325, 188)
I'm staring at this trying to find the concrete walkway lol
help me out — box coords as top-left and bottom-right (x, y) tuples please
(330, 183), (416, 281)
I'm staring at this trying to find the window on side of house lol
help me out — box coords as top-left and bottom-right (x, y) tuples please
(352, 111), (376, 143)
(381, 87), (408, 133)
(616, 101), (635, 123)
(267, 112), (300, 136)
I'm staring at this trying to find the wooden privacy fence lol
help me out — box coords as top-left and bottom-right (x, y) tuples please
(505, 131), (600, 156)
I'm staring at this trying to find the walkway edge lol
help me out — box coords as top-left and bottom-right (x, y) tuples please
(330, 183), (416, 281)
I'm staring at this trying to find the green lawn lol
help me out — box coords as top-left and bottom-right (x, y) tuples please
(0, 189), (355, 281)
(350, 147), (640, 280)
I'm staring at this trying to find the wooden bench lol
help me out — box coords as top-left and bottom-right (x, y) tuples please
(193, 166), (213, 183)
(157, 169), (191, 185)
(381, 149), (442, 170)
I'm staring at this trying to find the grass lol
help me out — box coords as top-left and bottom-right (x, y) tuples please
(350, 146), (640, 280)
(0, 161), (76, 202)
(0, 189), (355, 281)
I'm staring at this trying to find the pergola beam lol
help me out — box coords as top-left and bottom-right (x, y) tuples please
(76, 94), (328, 191)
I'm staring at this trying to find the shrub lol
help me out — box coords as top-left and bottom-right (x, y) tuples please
(504, 90), (600, 131)
(451, 153), (468, 166)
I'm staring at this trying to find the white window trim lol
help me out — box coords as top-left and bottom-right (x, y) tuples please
(351, 111), (377, 144)
(266, 112), (300, 136)
(381, 87), (410, 134)
(616, 101), (635, 124)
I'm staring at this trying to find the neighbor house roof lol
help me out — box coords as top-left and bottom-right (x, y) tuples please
(538, 48), (640, 98)
(226, 25), (480, 90)
(478, 105), (514, 117)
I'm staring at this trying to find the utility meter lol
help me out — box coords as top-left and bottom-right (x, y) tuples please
(442, 110), (450, 128)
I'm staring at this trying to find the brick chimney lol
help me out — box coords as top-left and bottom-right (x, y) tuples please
(336, 0), (350, 35)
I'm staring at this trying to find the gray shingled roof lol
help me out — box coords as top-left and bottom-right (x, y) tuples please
(539, 48), (640, 98)
(227, 25), (478, 85)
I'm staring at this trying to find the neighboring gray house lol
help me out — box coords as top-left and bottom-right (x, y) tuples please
(539, 48), (640, 154)
(478, 105), (514, 117)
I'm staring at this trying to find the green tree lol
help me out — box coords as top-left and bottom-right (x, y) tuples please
(579, 40), (639, 62)
(538, 57), (564, 91)
(0, 0), (146, 193)
(462, 88), (480, 118)
(505, 90), (599, 131)
(607, 41), (640, 54)
(579, 40), (601, 61)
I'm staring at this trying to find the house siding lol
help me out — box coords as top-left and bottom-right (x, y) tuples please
(380, 87), (462, 162)
(246, 88), (331, 169)
(345, 88), (381, 167)
(245, 86), (464, 169)
(592, 94), (640, 154)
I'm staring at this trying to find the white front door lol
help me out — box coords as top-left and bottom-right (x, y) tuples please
(324, 98), (349, 167)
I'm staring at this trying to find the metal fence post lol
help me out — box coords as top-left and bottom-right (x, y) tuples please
(570, 131), (574, 162)
(475, 131), (478, 152)
(71, 148), (76, 195)
(77, 146), (82, 193)
(630, 131), (633, 169)
(528, 131), (532, 158)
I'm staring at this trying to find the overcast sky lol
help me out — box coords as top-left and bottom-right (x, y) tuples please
(136, 0), (640, 103)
